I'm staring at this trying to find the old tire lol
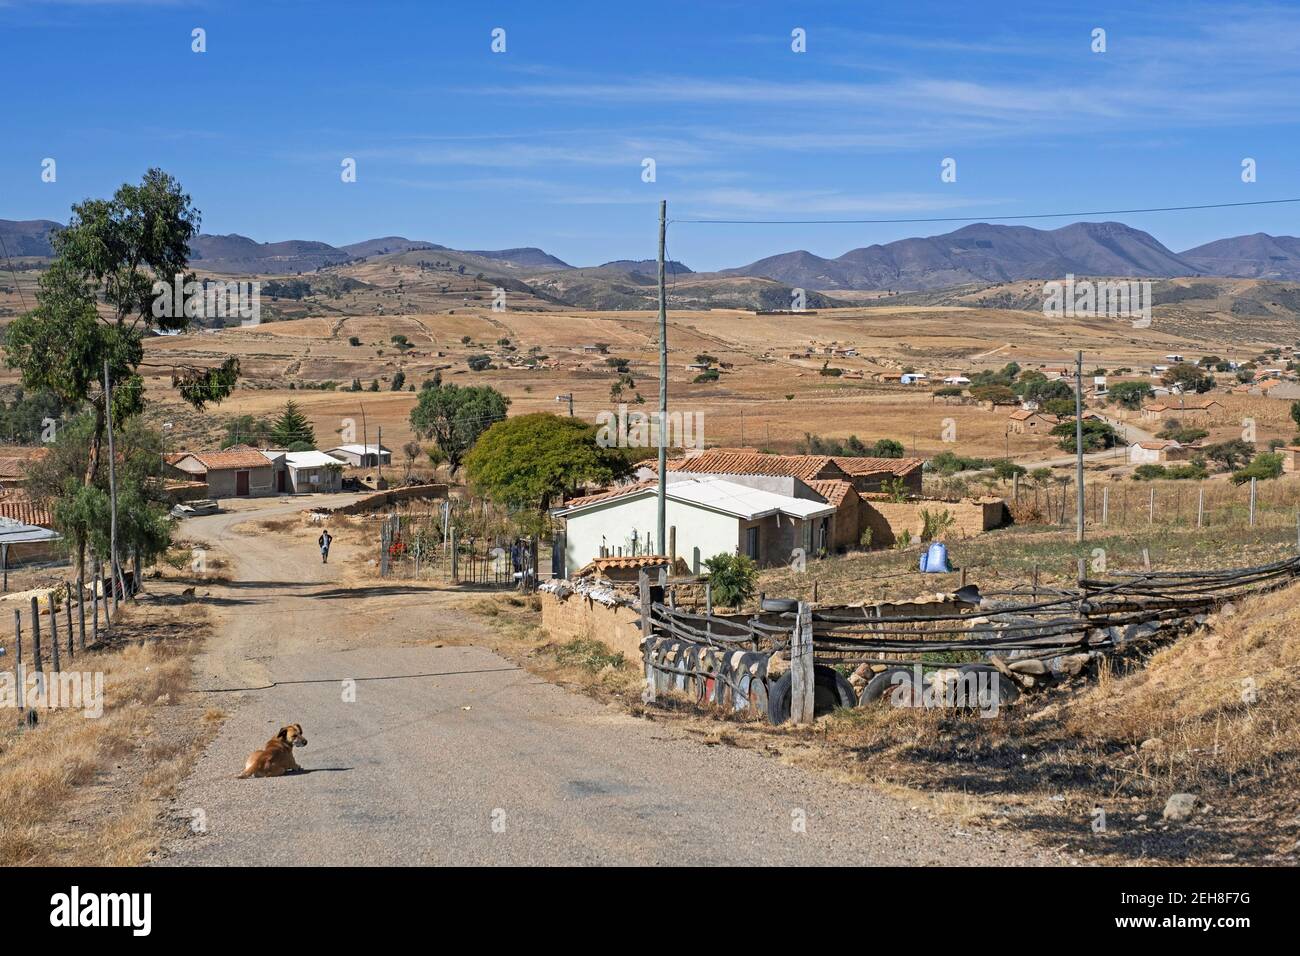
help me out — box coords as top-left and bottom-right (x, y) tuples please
(767, 665), (857, 724)
(760, 597), (799, 614)
(957, 663), (1020, 707)
(859, 667), (923, 706)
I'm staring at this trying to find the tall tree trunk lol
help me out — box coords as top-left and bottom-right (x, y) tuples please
(83, 398), (105, 486)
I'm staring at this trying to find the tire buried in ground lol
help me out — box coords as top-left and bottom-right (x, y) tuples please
(767, 664), (857, 724)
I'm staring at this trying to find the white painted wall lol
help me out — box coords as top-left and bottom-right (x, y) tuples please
(563, 494), (742, 574)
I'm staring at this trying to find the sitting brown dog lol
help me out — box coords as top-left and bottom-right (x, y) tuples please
(236, 723), (308, 778)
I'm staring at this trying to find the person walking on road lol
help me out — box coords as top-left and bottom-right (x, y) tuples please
(318, 529), (333, 564)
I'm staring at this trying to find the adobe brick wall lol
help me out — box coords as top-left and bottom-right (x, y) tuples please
(540, 590), (644, 661)
(858, 497), (1005, 547)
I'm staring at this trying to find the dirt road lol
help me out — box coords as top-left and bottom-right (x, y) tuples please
(164, 498), (1066, 866)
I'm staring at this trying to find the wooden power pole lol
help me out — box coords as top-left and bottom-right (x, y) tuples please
(656, 200), (668, 556)
(1074, 350), (1085, 544)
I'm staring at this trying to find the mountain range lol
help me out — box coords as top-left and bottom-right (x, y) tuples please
(4, 217), (1300, 291)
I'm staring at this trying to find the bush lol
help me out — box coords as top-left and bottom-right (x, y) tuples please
(1231, 452), (1284, 485)
(920, 508), (954, 542)
(702, 552), (758, 607)
(693, 369), (720, 383)
(467, 354), (492, 372)
(1132, 463), (1167, 481)
(555, 636), (625, 673)
(348, 336), (361, 346)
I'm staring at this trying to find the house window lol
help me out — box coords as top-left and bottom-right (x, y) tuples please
(744, 526), (760, 561)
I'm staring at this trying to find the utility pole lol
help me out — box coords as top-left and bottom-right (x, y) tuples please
(555, 393), (573, 416)
(656, 200), (668, 556)
(377, 425), (383, 484)
(103, 361), (124, 602)
(1074, 350), (1085, 544)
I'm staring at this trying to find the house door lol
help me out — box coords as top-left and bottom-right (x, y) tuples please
(276, 470), (287, 493)
(236, 470), (250, 496)
(744, 526), (760, 561)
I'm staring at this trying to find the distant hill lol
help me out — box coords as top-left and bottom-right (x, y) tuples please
(464, 247), (573, 269)
(189, 234), (354, 274)
(9, 213), (1300, 302)
(1179, 233), (1300, 280)
(597, 259), (692, 276)
(339, 236), (445, 258)
(723, 222), (1201, 291)
(0, 219), (60, 257)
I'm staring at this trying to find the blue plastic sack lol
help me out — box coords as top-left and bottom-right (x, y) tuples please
(920, 541), (950, 573)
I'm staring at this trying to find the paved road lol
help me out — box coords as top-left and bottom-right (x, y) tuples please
(164, 498), (1063, 866)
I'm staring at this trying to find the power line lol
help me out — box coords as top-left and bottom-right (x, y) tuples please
(0, 235), (29, 312)
(670, 196), (1300, 225)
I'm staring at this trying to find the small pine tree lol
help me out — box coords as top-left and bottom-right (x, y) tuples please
(270, 400), (316, 448)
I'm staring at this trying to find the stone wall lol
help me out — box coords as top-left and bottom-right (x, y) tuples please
(540, 590), (644, 661)
(859, 496), (1006, 547)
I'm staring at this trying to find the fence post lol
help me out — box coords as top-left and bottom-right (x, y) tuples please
(1101, 486), (1109, 526)
(76, 577), (86, 650)
(13, 608), (23, 726)
(639, 570), (655, 703)
(790, 602), (815, 725)
(47, 593), (60, 674)
(1142, 547), (1152, 571)
(1148, 487), (1155, 525)
(1249, 477), (1257, 528)
(1198, 486), (1205, 529)
(64, 587), (73, 660)
(92, 560), (101, 644)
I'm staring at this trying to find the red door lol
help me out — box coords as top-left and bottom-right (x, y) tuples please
(236, 470), (250, 496)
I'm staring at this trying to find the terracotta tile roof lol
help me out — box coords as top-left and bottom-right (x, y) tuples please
(0, 500), (53, 527)
(831, 456), (925, 477)
(806, 479), (855, 508)
(660, 450), (844, 482)
(573, 555), (692, 578)
(0, 458), (34, 480)
(187, 445), (274, 471)
(562, 478), (658, 508)
(1143, 399), (1222, 412)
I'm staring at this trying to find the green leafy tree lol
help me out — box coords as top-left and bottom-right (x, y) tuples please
(464, 413), (632, 516)
(1204, 439), (1254, 470)
(1232, 452), (1284, 485)
(1050, 418), (1118, 453)
(410, 383), (510, 475)
(4, 169), (237, 486)
(701, 552), (758, 608)
(270, 400), (316, 448)
(1108, 380), (1154, 410)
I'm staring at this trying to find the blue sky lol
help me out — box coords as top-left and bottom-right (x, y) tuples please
(2, 0), (1299, 270)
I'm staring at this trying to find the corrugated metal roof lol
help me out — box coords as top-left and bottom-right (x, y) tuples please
(558, 477), (837, 521)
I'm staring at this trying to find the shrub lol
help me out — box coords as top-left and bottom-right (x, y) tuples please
(555, 636), (625, 673)
(1231, 452), (1284, 485)
(920, 508), (954, 542)
(348, 336), (361, 346)
(702, 552), (758, 607)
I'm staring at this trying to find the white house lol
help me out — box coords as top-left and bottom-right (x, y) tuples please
(1128, 440), (1186, 465)
(942, 375), (971, 386)
(554, 476), (837, 576)
(282, 450), (345, 492)
(900, 372), (929, 385)
(324, 444), (391, 467)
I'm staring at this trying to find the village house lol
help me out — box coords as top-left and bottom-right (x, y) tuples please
(324, 443), (392, 468)
(873, 371), (904, 384)
(1128, 440), (1188, 465)
(277, 450), (345, 493)
(1140, 398), (1224, 423)
(168, 445), (278, 499)
(554, 475), (839, 575)
(1007, 409), (1059, 434)
(1280, 446), (1300, 473)
(900, 372), (929, 385)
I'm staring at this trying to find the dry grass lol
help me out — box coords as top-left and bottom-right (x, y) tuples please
(0, 589), (216, 865)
